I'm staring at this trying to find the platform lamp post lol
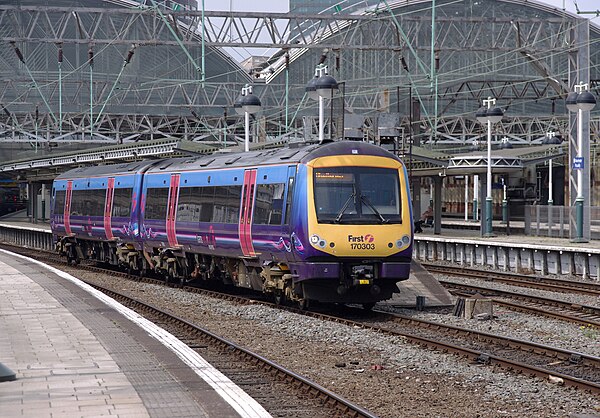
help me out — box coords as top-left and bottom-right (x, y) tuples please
(236, 84), (262, 152)
(543, 131), (562, 206)
(499, 137), (512, 224)
(476, 97), (504, 237)
(566, 83), (596, 242)
(470, 140), (480, 222)
(306, 64), (338, 143)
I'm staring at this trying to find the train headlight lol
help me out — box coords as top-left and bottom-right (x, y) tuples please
(310, 234), (327, 248)
(396, 235), (411, 249)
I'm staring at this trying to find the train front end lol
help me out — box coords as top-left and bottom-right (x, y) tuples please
(291, 142), (413, 305)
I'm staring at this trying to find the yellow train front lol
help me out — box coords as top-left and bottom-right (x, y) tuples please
(287, 141), (413, 308)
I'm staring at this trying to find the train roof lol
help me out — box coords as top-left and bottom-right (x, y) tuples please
(54, 141), (401, 180)
(146, 140), (401, 173)
(54, 160), (162, 180)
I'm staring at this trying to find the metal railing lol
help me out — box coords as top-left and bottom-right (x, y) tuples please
(524, 205), (600, 240)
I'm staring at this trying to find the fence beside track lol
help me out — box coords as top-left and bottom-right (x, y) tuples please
(414, 236), (600, 280)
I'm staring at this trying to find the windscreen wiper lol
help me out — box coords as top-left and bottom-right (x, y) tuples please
(359, 194), (388, 224)
(334, 185), (356, 223)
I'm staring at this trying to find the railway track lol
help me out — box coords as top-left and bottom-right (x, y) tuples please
(421, 262), (600, 327)
(5, 243), (600, 395)
(440, 280), (600, 328)
(423, 263), (600, 297)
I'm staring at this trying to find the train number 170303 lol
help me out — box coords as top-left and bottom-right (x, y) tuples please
(350, 243), (375, 250)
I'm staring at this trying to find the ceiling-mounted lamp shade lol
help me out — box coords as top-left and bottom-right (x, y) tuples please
(241, 93), (262, 114)
(576, 90), (597, 112)
(316, 74), (339, 99)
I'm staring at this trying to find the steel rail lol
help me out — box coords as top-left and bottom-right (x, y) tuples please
(423, 263), (600, 297)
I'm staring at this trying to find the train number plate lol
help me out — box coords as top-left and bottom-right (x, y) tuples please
(350, 243), (375, 250)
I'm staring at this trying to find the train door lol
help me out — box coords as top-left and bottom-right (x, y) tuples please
(283, 166), (297, 260)
(64, 180), (73, 235)
(104, 178), (115, 240)
(239, 169), (257, 257)
(166, 174), (180, 247)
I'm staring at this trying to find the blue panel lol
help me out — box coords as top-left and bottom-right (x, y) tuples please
(255, 165), (288, 184)
(144, 173), (172, 188)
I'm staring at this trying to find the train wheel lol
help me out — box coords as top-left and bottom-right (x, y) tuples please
(167, 267), (175, 285)
(138, 259), (147, 279)
(297, 298), (310, 310)
(274, 291), (286, 305)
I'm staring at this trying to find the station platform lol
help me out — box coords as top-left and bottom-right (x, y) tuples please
(0, 250), (270, 418)
(419, 217), (600, 251)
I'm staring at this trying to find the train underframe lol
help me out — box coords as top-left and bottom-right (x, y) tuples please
(56, 236), (401, 309)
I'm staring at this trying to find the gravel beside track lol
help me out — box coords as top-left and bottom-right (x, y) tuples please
(65, 267), (599, 418)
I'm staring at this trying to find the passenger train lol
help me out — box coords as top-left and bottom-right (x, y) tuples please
(50, 141), (414, 308)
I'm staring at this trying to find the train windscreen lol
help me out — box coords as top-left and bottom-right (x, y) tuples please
(313, 167), (401, 224)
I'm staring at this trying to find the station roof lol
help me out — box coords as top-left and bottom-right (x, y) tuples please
(1, 139), (565, 182)
(405, 144), (565, 176)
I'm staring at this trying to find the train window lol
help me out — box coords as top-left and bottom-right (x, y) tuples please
(254, 183), (285, 225)
(226, 186), (241, 222)
(176, 187), (204, 223)
(284, 177), (294, 225)
(199, 186), (215, 222)
(112, 188), (133, 217)
(70, 189), (104, 217)
(313, 167), (401, 224)
(212, 186), (241, 223)
(176, 187), (193, 222)
(53, 191), (66, 213)
(145, 188), (169, 219)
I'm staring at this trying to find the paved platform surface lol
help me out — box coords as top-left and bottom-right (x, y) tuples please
(0, 250), (270, 418)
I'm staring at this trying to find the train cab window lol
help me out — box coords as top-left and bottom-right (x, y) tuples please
(254, 183), (285, 225)
(53, 190), (66, 214)
(145, 188), (169, 219)
(313, 167), (401, 224)
(112, 188), (133, 217)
